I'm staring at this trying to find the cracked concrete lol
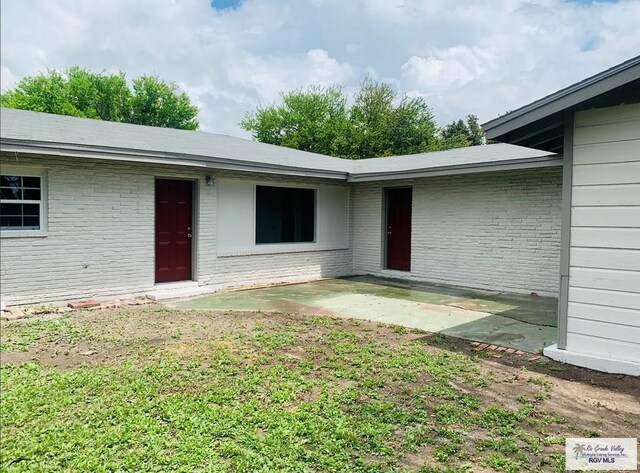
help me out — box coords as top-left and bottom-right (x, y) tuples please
(168, 276), (558, 353)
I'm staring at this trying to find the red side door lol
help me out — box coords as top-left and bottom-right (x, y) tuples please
(386, 187), (412, 271)
(155, 179), (193, 283)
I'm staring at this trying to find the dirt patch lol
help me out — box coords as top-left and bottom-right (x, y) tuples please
(0, 306), (332, 368)
(421, 333), (640, 438)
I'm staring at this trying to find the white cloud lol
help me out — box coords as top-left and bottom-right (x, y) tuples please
(228, 48), (356, 104)
(1, 0), (639, 136)
(400, 51), (479, 93)
(1, 66), (18, 91)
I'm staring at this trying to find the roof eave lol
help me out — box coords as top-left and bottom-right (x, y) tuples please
(1, 138), (562, 183)
(483, 58), (640, 140)
(347, 154), (563, 182)
(0, 139), (350, 180)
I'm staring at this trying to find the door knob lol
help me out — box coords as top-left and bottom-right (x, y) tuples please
(187, 233), (192, 238)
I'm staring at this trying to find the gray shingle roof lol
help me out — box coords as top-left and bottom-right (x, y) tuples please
(1, 107), (560, 180)
(350, 144), (557, 181)
(0, 107), (351, 177)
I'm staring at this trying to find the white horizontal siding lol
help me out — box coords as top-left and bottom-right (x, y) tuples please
(571, 206), (640, 227)
(566, 103), (640, 369)
(568, 302), (639, 327)
(569, 267), (640, 293)
(571, 247), (640, 271)
(568, 317), (640, 343)
(566, 333), (640, 363)
(573, 119), (639, 146)
(573, 140), (640, 165)
(569, 286), (640, 311)
(572, 184), (640, 206)
(571, 227), (640, 249)
(573, 161), (640, 186)
(353, 168), (562, 296)
(574, 102), (640, 126)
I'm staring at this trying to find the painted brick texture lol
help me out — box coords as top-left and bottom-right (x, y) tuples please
(353, 168), (563, 296)
(1, 153), (559, 305)
(0, 154), (352, 305)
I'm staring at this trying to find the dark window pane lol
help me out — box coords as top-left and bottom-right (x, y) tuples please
(22, 176), (41, 188)
(23, 188), (41, 200)
(296, 190), (315, 242)
(0, 175), (21, 187)
(0, 175), (43, 230)
(23, 216), (40, 228)
(0, 203), (23, 216)
(23, 204), (40, 216)
(0, 187), (21, 199)
(256, 186), (315, 244)
(0, 216), (22, 227)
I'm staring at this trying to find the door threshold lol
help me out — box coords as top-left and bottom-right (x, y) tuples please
(154, 280), (198, 288)
(147, 281), (210, 301)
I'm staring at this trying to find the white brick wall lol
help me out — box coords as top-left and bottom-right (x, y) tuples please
(353, 168), (563, 296)
(0, 154), (352, 305)
(201, 172), (354, 290)
(1, 153), (560, 305)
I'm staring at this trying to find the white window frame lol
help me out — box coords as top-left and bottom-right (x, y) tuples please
(216, 178), (350, 257)
(0, 166), (48, 238)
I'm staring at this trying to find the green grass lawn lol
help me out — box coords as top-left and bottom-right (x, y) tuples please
(1, 306), (638, 472)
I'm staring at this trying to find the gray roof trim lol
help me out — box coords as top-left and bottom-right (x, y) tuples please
(1, 108), (563, 181)
(1, 143), (207, 169)
(483, 55), (640, 139)
(0, 139), (349, 180)
(347, 154), (563, 182)
(0, 107), (354, 175)
(1, 139), (562, 181)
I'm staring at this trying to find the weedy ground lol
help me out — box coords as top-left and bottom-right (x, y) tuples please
(1, 306), (638, 472)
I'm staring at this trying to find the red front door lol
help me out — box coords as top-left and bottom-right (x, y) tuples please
(155, 179), (193, 283)
(386, 188), (412, 271)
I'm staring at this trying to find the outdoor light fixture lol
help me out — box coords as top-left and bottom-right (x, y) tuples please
(205, 175), (213, 186)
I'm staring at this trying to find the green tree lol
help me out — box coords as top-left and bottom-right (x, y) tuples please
(465, 114), (485, 146)
(440, 114), (485, 148)
(242, 79), (479, 159)
(1, 67), (199, 130)
(240, 85), (352, 157)
(348, 79), (439, 159)
(130, 76), (199, 130)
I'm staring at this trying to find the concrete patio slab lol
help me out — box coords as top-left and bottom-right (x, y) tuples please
(168, 276), (558, 353)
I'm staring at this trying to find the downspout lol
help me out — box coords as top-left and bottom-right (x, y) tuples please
(557, 112), (574, 350)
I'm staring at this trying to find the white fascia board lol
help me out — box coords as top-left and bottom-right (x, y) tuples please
(483, 61), (640, 139)
(1, 143), (208, 168)
(0, 141), (349, 180)
(1, 140), (562, 182)
(347, 155), (563, 182)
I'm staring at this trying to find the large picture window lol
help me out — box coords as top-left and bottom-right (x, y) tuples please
(255, 185), (315, 244)
(0, 173), (44, 231)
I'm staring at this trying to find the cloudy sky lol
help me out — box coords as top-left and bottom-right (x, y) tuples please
(1, 0), (639, 137)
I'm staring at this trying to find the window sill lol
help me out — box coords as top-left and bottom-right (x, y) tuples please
(218, 245), (349, 258)
(0, 230), (49, 239)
